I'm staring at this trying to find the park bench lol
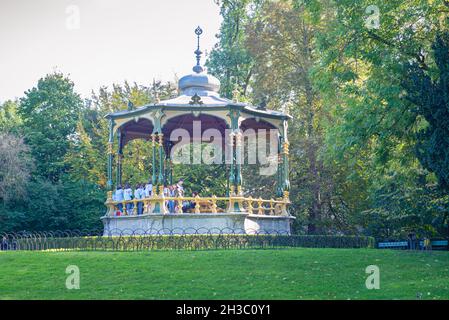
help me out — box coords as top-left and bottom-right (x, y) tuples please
(418, 239), (449, 250)
(430, 240), (448, 249)
(378, 239), (448, 250)
(377, 241), (408, 249)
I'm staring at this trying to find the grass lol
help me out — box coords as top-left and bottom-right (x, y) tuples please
(0, 248), (448, 300)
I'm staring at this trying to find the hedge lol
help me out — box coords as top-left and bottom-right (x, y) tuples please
(4, 234), (375, 251)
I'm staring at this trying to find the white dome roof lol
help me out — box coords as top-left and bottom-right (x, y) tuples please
(178, 70), (220, 96)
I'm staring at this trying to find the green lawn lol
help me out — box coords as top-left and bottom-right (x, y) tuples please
(0, 248), (448, 300)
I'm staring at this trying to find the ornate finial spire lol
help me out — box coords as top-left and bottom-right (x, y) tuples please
(193, 26), (204, 73)
(232, 86), (240, 103)
(152, 78), (160, 103)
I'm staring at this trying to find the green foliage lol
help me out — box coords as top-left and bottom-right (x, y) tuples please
(58, 177), (105, 231)
(206, 0), (257, 98)
(0, 100), (22, 133)
(65, 81), (176, 187)
(363, 166), (449, 238)
(18, 72), (83, 182)
(173, 163), (227, 196)
(0, 73), (109, 233)
(306, 0), (449, 237)
(402, 30), (449, 192)
(0, 176), (104, 233)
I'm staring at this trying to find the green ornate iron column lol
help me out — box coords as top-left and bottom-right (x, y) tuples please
(152, 132), (167, 214)
(151, 133), (157, 193)
(106, 119), (115, 192)
(230, 109), (243, 195)
(282, 140), (290, 192)
(276, 133), (284, 198)
(228, 109), (240, 195)
(228, 108), (244, 212)
(150, 132), (162, 214)
(151, 133), (156, 189)
(148, 109), (166, 214)
(281, 120), (290, 200)
(228, 131), (235, 195)
(235, 130), (243, 195)
(157, 133), (165, 193)
(116, 129), (123, 187)
(226, 165), (230, 197)
(165, 147), (173, 186)
(169, 159), (173, 185)
(150, 109), (165, 195)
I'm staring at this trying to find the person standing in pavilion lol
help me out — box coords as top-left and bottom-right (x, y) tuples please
(123, 183), (133, 214)
(113, 184), (124, 214)
(134, 183), (144, 215)
(144, 179), (153, 198)
(175, 179), (186, 213)
(167, 184), (176, 214)
(144, 179), (153, 213)
(176, 179), (184, 196)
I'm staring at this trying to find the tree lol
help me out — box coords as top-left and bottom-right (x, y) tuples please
(399, 30), (449, 236)
(206, 0), (258, 99)
(402, 31), (449, 192)
(18, 72), (83, 182)
(310, 0), (448, 236)
(0, 133), (33, 203)
(0, 100), (22, 134)
(244, 0), (350, 233)
(0, 132), (34, 233)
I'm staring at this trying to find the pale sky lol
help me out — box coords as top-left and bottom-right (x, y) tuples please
(0, 0), (222, 102)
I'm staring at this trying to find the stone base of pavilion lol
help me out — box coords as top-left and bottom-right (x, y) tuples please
(101, 212), (295, 236)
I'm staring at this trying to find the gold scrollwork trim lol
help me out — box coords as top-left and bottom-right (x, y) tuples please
(283, 142), (290, 155)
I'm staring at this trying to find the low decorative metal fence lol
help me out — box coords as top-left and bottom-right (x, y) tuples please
(0, 229), (375, 252)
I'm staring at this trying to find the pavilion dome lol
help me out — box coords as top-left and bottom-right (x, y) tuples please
(178, 69), (220, 96)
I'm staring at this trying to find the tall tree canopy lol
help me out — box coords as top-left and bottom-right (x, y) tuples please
(206, 0), (258, 99)
(19, 72), (83, 182)
(403, 30), (449, 192)
(309, 0), (449, 237)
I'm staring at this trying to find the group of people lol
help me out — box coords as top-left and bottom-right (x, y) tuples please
(112, 179), (198, 215)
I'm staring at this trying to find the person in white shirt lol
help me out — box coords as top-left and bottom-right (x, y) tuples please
(123, 183), (133, 214)
(134, 183), (144, 215)
(113, 185), (124, 214)
(144, 180), (153, 198)
(176, 179), (184, 197)
(176, 179), (186, 212)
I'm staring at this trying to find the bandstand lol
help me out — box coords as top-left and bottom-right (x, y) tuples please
(101, 27), (294, 235)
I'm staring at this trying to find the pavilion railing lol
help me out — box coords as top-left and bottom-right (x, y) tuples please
(105, 193), (290, 217)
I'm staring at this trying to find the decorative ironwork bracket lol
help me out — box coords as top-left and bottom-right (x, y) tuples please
(189, 93), (203, 105)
